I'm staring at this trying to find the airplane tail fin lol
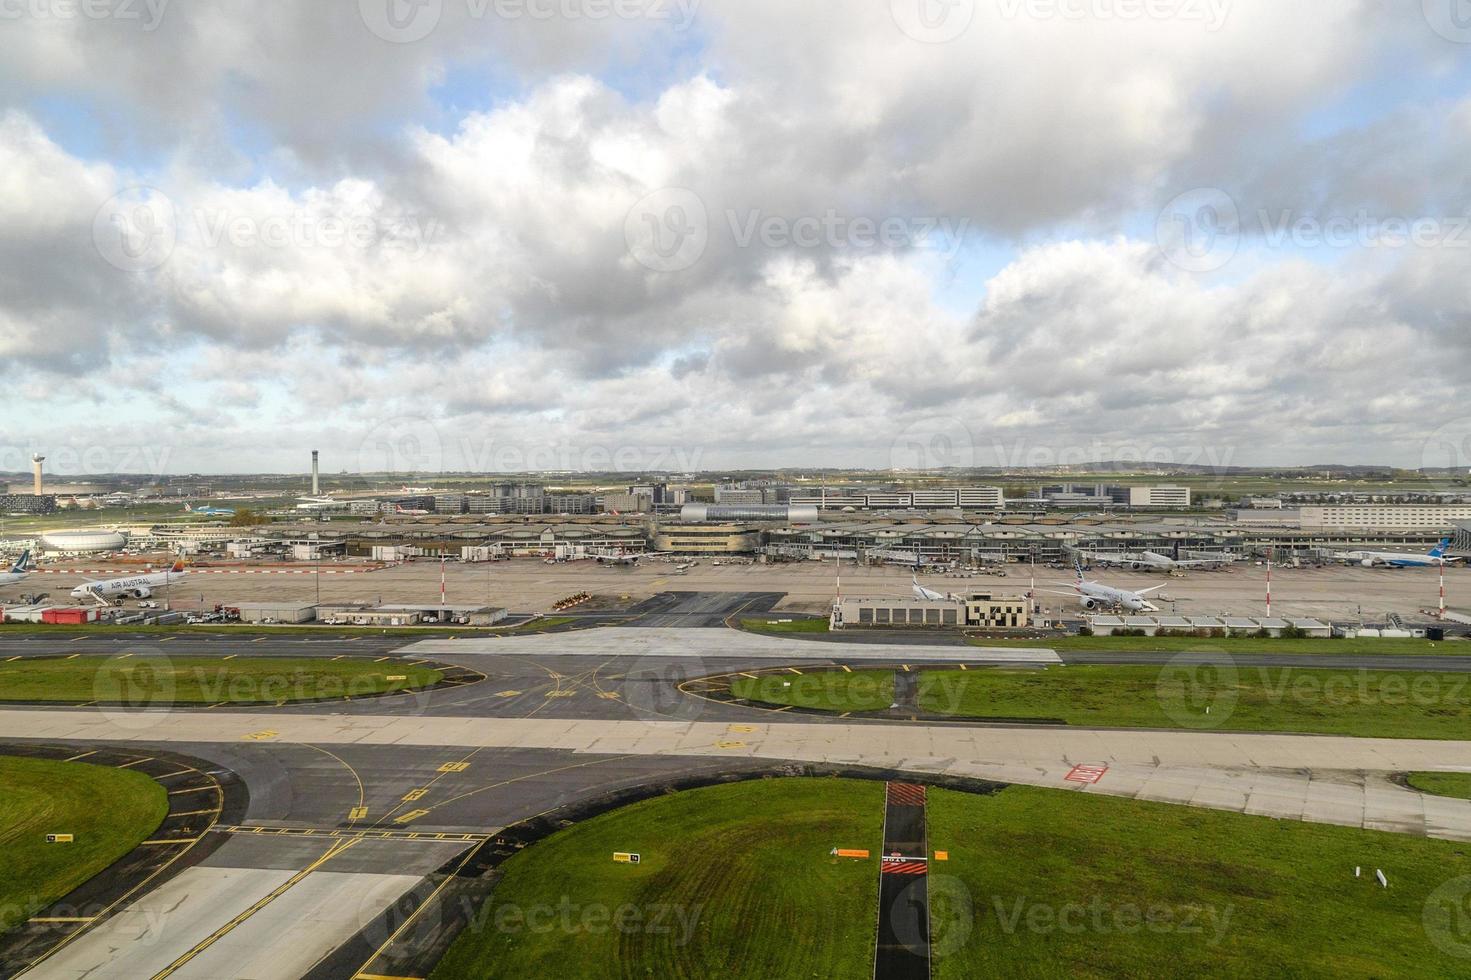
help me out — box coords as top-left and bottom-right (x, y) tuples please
(184, 503), (193, 512)
(11, 550), (30, 573)
(170, 559), (186, 573)
(1431, 537), (1453, 557)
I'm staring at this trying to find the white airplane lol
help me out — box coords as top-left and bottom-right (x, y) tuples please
(71, 560), (187, 602)
(911, 576), (959, 602)
(1331, 538), (1461, 568)
(0, 550), (32, 586)
(394, 503), (431, 516)
(1041, 560), (1168, 612)
(594, 551), (642, 566)
(295, 496), (340, 512)
(184, 503), (236, 517)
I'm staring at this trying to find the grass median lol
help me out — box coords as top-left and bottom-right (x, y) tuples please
(0, 656), (443, 704)
(432, 778), (884, 979)
(970, 635), (1465, 655)
(1406, 772), (1471, 801)
(738, 616), (830, 634)
(0, 757), (167, 935)
(733, 663), (1471, 738)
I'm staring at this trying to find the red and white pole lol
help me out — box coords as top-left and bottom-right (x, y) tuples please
(440, 555), (446, 610)
(1439, 560), (1446, 619)
(1266, 547), (1273, 618)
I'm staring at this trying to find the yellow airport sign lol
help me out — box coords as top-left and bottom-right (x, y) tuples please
(46, 834), (74, 844)
(613, 852), (641, 864)
(830, 848), (869, 859)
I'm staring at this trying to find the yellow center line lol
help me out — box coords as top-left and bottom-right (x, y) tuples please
(148, 838), (360, 980)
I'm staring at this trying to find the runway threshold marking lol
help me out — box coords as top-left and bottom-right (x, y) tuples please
(148, 837), (362, 980)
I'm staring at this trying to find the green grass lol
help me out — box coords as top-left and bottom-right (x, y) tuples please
(970, 635), (1464, 655)
(928, 785), (1471, 978)
(729, 664), (1471, 738)
(431, 779), (885, 980)
(0, 657), (442, 703)
(0, 757), (167, 934)
(729, 669), (895, 712)
(738, 616), (830, 634)
(913, 665), (1471, 738)
(1406, 772), (1471, 801)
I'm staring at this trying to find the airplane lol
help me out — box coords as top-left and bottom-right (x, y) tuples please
(911, 576), (960, 602)
(295, 496), (341, 512)
(393, 503), (431, 516)
(0, 550), (32, 586)
(184, 503), (236, 517)
(1041, 560), (1168, 612)
(1331, 538), (1462, 568)
(71, 560), (187, 603)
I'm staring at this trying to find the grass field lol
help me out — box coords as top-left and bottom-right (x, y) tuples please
(1406, 772), (1471, 801)
(738, 616), (830, 634)
(971, 635), (1462, 655)
(0, 657), (442, 703)
(928, 784), (1471, 978)
(730, 669), (895, 712)
(431, 779), (884, 980)
(728, 664), (1471, 739)
(434, 777), (1471, 977)
(0, 757), (167, 934)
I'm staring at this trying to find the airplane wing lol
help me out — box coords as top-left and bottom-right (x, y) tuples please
(1135, 584), (1170, 595)
(1037, 588), (1083, 597)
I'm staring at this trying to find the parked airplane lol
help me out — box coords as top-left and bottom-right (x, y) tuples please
(394, 503), (431, 516)
(71, 560), (187, 602)
(0, 550), (32, 586)
(184, 503), (236, 517)
(295, 496), (340, 512)
(1042, 561), (1167, 612)
(911, 576), (959, 602)
(1331, 538), (1461, 568)
(595, 553), (642, 566)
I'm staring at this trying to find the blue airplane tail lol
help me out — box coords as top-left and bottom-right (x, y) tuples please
(1430, 537), (1453, 557)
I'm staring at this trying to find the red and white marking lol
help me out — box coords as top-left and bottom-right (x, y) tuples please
(1064, 764), (1109, 784)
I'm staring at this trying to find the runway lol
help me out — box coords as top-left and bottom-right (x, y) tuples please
(4, 624), (1471, 979)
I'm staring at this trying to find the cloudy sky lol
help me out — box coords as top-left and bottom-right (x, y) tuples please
(3, 0), (1470, 477)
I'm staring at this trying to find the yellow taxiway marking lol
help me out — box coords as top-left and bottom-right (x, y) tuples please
(840, 664), (852, 672)
(902, 664), (912, 672)
(786, 667), (803, 675)
(596, 691), (620, 700)
(839, 711), (851, 718)
(222, 654), (237, 661)
(169, 784), (221, 796)
(395, 809), (430, 824)
(727, 724), (756, 733)
(959, 664), (968, 670)
(437, 762), (469, 773)
(738, 672), (758, 680)
(64, 750), (97, 762)
(544, 690), (574, 698)
(355, 973), (425, 980)
(65, 653), (81, 660)
(29, 917), (94, 923)
(401, 789), (427, 802)
(5, 655), (20, 662)
(349, 807), (369, 821)
(139, 838), (201, 846)
(171, 808), (222, 818)
(243, 730), (279, 741)
(715, 740), (747, 749)
(495, 690), (521, 698)
(149, 838), (360, 979)
(116, 757), (154, 769)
